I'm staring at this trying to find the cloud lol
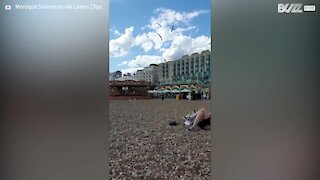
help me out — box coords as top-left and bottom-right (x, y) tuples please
(110, 8), (209, 57)
(175, 26), (197, 33)
(117, 61), (128, 66)
(186, 10), (208, 20)
(149, 8), (208, 29)
(133, 8), (206, 52)
(127, 55), (163, 68)
(162, 35), (210, 61)
(109, 27), (135, 57)
(121, 67), (143, 75)
(134, 31), (166, 52)
(110, 26), (121, 36)
(133, 25), (191, 53)
(119, 55), (163, 75)
(192, 35), (211, 52)
(161, 35), (192, 60)
(113, 30), (121, 36)
(134, 32), (156, 52)
(140, 41), (154, 52)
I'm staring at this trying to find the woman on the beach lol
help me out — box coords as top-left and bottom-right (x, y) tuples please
(188, 108), (211, 131)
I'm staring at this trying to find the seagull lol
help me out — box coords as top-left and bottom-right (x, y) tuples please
(171, 26), (176, 32)
(156, 23), (162, 27)
(156, 32), (163, 41)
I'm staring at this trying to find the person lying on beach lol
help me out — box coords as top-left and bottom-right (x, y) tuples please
(185, 108), (211, 131)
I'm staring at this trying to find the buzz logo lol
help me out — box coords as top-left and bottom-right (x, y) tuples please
(278, 3), (303, 13)
(278, 4), (316, 13)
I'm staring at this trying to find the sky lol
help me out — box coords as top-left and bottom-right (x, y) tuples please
(109, 0), (211, 75)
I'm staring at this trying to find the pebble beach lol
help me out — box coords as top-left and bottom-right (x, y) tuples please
(109, 99), (211, 179)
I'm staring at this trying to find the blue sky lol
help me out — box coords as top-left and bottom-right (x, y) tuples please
(109, 0), (211, 74)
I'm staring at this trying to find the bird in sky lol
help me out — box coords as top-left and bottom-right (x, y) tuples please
(156, 32), (163, 41)
(155, 23), (161, 27)
(171, 26), (176, 32)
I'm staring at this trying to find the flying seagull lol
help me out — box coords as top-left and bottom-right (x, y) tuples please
(156, 23), (162, 27)
(156, 32), (163, 41)
(171, 26), (176, 32)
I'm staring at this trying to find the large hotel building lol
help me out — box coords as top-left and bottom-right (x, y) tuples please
(109, 50), (211, 99)
(159, 50), (211, 86)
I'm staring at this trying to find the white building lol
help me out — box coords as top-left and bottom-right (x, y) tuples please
(143, 64), (159, 86)
(134, 69), (145, 81)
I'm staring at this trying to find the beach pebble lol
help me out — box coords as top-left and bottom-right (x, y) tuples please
(109, 100), (211, 179)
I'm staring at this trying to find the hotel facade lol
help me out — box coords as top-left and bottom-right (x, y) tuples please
(159, 50), (211, 86)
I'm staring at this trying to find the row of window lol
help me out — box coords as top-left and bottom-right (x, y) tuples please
(173, 67), (210, 75)
(160, 54), (211, 79)
(171, 75), (211, 83)
(174, 55), (210, 65)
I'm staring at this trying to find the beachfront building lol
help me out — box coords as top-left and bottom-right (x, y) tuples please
(109, 76), (151, 100)
(109, 70), (122, 80)
(134, 69), (145, 81)
(143, 64), (159, 86)
(159, 50), (211, 85)
(159, 61), (174, 85)
(131, 64), (159, 86)
(158, 50), (212, 99)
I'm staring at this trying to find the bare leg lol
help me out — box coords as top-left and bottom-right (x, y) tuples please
(189, 111), (205, 130)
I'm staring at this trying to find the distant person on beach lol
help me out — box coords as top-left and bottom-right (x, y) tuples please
(186, 108), (211, 131)
(161, 94), (164, 100)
